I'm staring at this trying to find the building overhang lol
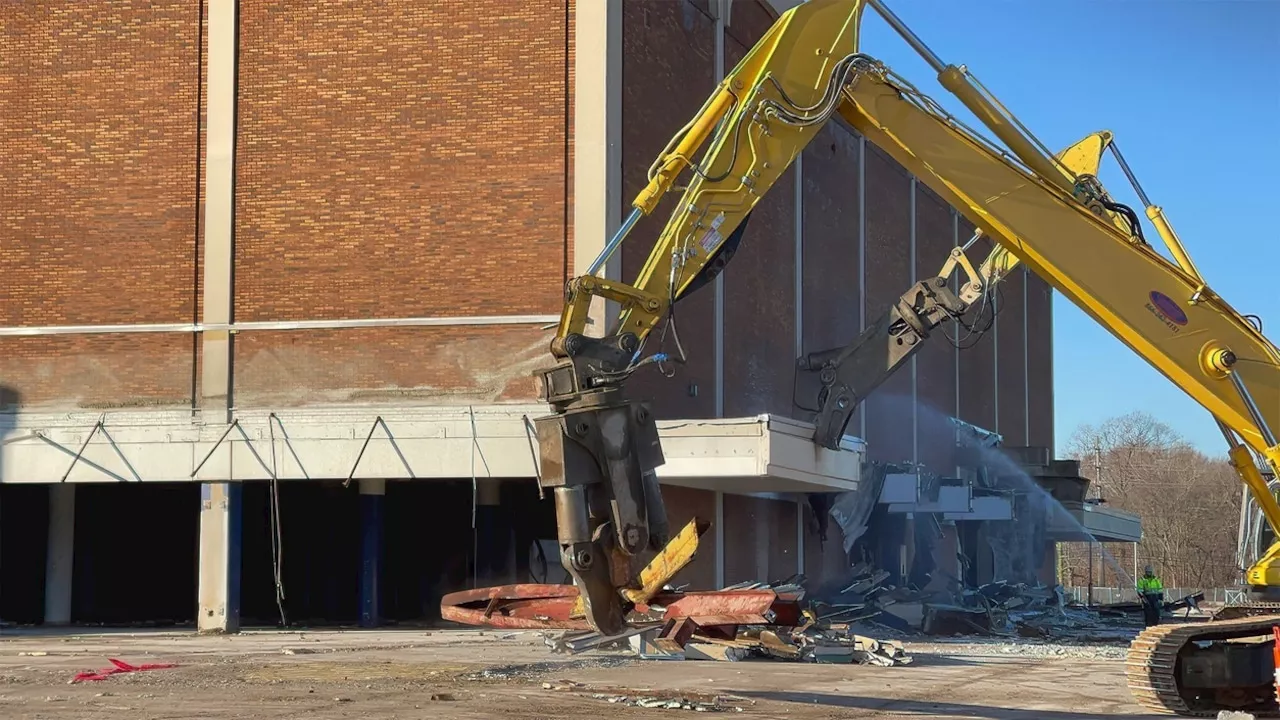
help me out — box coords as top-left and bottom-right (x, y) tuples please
(1047, 501), (1143, 543)
(0, 406), (864, 495)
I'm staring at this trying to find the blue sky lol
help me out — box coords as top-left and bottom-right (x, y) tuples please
(854, 0), (1280, 458)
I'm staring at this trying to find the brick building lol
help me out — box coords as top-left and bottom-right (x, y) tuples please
(0, 0), (1094, 631)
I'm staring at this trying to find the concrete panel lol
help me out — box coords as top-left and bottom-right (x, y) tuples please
(800, 123), (862, 366)
(998, 269), (1028, 446)
(956, 217), (997, 432)
(943, 495), (1013, 521)
(0, 408), (864, 491)
(620, 0), (717, 420)
(722, 36), (797, 419)
(660, 485), (717, 590)
(914, 184), (959, 474)
(1026, 272), (1055, 450)
(861, 147), (913, 464)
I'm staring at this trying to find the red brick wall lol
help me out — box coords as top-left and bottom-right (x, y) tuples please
(0, 2), (204, 409)
(231, 0), (572, 406)
(1, 0), (1053, 452)
(0, 1), (573, 410)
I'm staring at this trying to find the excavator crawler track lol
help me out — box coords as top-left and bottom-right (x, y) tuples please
(1126, 614), (1280, 717)
(1214, 602), (1280, 622)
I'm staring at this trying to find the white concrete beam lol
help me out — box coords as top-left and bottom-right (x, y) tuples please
(199, 0), (240, 635)
(574, 0), (623, 333)
(202, 0), (237, 417)
(0, 407), (866, 493)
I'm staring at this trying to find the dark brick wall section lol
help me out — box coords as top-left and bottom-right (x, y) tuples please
(722, 493), (758, 585)
(1026, 272), (1054, 450)
(956, 218), (997, 433)
(723, 493), (800, 585)
(800, 123), (862, 429)
(861, 147), (913, 464)
(803, 501), (851, 587)
(768, 498), (800, 581)
(619, 0), (717, 420)
(722, 36), (798, 418)
(997, 268), (1027, 445)
(725, 0), (778, 50)
(0, 3), (204, 409)
(658, 485), (717, 590)
(914, 184), (958, 473)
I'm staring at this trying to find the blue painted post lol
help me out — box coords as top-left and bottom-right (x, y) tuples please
(358, 479), (385, 628)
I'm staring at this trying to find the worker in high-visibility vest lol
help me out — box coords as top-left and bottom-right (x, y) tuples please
(1136, 565), (1164, 627)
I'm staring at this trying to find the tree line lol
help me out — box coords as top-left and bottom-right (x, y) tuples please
(1059, 410), (1244, 591)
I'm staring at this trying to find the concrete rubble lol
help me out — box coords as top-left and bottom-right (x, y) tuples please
(811, 562), (1147, 642)
(543, 576), (913, 666)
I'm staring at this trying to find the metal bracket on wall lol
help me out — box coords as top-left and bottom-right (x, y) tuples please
(33, 415), (142, 483)
(344, 416), (414, 487)
(191, 418), (275, 480)
(268, 412), (310, 480)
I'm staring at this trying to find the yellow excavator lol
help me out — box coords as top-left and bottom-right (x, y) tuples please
(530, 0), (1280, 714)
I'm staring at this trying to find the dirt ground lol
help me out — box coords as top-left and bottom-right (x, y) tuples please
(0, 627), (1169, 719)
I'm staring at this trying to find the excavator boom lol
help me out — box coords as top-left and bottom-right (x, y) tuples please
(534, 1), (1280, 713)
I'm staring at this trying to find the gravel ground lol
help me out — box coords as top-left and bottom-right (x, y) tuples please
(0, 627), (1167, 719)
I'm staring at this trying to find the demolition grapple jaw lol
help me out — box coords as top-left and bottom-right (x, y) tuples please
(531, 380), (669, 636)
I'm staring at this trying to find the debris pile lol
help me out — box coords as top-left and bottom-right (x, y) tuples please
(548, 576), (913, 666)
(805, 564), (1141, 642)
(588, 693), (745, 712)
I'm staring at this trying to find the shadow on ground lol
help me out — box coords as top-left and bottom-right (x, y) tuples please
(734, 690), (1167, 719)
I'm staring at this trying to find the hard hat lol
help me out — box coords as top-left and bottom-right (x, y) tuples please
(1144, 565), (1154, 575)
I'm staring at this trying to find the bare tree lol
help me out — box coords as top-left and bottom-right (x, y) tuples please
(1061, 411), (1242, 591)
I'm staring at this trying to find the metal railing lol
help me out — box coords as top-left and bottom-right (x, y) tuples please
(1063, 585), (1246, 606)
(0, 314), (560, 337)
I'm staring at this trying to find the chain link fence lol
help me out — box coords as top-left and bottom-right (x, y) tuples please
(1063, 586), (1249, 605)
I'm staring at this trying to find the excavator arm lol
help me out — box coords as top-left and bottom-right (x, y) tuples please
(536, 8), (1280, 710)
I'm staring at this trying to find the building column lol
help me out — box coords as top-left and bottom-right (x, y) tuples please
(473, 479), (506, 585)
(44, 484), (75, 625)
(197, 0), (240, 634)
(573, 0), (623, 331)
(197, 483), (242, 634)
(359, 479), (385, 628)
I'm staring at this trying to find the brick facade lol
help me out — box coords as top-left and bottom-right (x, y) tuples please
(3, 1), (1054, 591)
(1, 0), (573, 409)
(0, 1), (204, 409)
